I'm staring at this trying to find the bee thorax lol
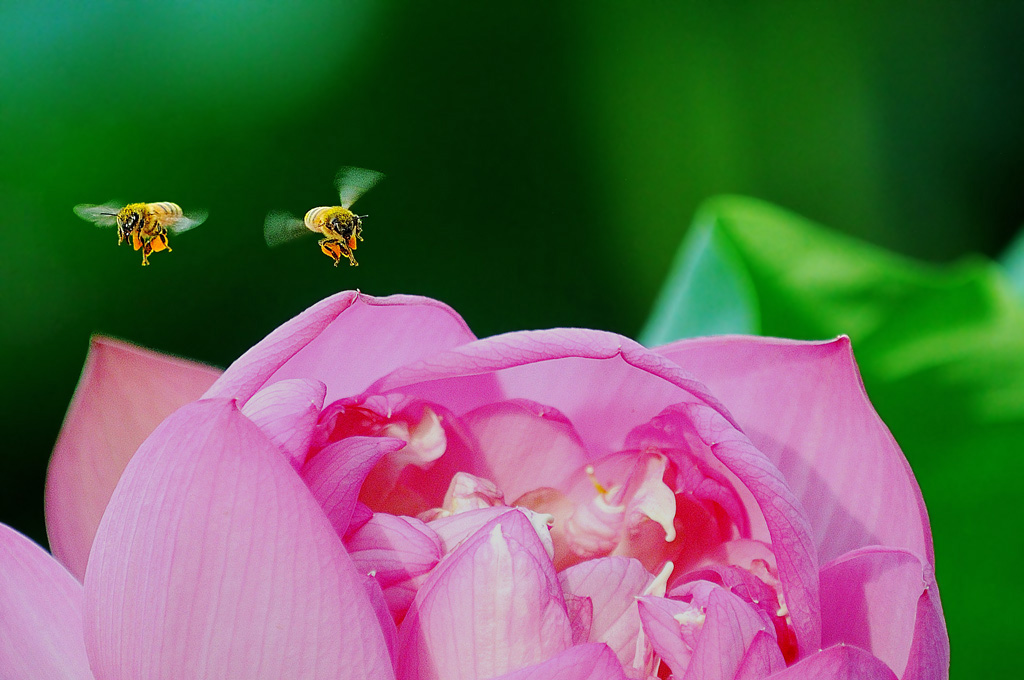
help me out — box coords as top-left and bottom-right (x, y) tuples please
(305, 206), (360, 238)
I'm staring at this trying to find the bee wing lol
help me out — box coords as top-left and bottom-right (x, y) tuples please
(335, 166), (385, 209)
(164, 210), (208, 235)
(264, 211), (310, 247)
(73, 202), (122, 227)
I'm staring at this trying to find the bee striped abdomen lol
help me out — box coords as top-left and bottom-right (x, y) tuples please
(147, 202), (183, 219)
(304, 206), (339, 232)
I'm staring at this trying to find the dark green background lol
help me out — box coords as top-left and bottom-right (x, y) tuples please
(3, 2), (1022, 674)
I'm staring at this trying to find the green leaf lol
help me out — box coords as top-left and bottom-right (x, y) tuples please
(643, 195), (1024, 677)
(639, 211), (759, 345)
(1000, 226), (1024, 297)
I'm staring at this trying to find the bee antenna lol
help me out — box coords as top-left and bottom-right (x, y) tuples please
(359, 214), (369, 219)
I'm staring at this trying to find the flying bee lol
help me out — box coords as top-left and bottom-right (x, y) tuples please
(73, 201), (207, 266)
(264, 166), (385, 267)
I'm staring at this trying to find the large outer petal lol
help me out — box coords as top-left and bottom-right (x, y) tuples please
(396, 510), (572, 680)
(819, 547), (948, 680)
(654, 336), (933, 566)
(83, 399), (394, 680)
(0, 523), (93, 680)
(369, 329), (731, 456)
(45, 336), (221, 581)
(203, 292), (478, 404)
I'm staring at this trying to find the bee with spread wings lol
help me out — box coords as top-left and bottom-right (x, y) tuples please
(73, 201), (207, 266)
(264, 166), (384, 267)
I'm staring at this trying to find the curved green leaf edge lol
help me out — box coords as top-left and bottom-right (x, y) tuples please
(1000, 226), (1024, 298)
(641, 195), (1024, 676)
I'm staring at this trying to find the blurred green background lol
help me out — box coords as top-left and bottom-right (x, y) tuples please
(3, 1), (1023, 675)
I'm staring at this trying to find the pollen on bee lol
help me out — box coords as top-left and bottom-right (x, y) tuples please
(320, 240), (343, 266)
(149, 233), (171, 253)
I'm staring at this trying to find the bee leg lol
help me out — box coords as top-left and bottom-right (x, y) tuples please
(131, 230), (144, 251)
(319, 238), (343, 267)
(150, 230), (171, 253)
(140, 239), (152, 266)
(337, 239), (358, 266)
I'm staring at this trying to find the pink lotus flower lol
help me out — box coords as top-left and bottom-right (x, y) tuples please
(1, 292), (948, 679)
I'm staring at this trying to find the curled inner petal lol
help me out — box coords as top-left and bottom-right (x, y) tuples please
(417, 471), (506, 521)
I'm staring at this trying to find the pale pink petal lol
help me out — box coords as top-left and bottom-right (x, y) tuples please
(684, 541), (783, 610)
(682, 585), (775, 680)
(358, 573), (399, 669)
(396, 510), (572, 680)
(0, 523), (92, 680)
(682, 563), (778, 611)
(460, 399), (591, 500)
(241, 378), (327, 468)
(346, 513), (442, 620)
(428, 505), (517, 553)
(820, 547), (947, 679)
(642, 583), (774, 680)
(562, 451), (680, 564)
(204, 292), (478, 404)
(552, 452), (692, 573)
(560, 484), (624, 562)
(302, 435), (407, 537)
(490, 643), (628, 680)
(734, 630), (787, 680)
(685, 538), (800, 661)
(564, 594), (595, 644)
(631, 403), (821, 656)
(83, 399), (394, 679)
(45, 336), (220, 581)
(348, 502), (374, 536)
(428, 505), (554, 557)
(656, 336), (933, 565)
(435, 471), (506, 516)
(369, 328), (729, 457)
(636, 595), (705, 677)
(765, 645), (898, 680)
(680, 562), (798, 663)
(558, 557), (653, 670)
(347, 513), (442, 588)
(901, 574), (948, 680)
(620, 452), (677, 543)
